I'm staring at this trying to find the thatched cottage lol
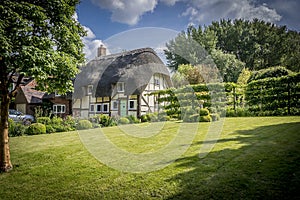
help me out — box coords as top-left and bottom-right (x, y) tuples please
(72, 46), (172, 118)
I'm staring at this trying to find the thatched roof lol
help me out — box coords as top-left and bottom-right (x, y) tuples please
(73, 48), (172, 99)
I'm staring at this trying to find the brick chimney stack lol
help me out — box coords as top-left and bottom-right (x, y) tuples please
(97, 45), (106, 57)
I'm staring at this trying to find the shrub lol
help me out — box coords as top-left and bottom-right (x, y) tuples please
(9, 119), (27, 137)
(248, 66), (292, 83)
(140, 114), (151, 122)
(148, 113), (159, 122)
(199, 115), (212, 122)
(45, 125), (56, 134)
(36, 117), (51, 125)
(126, 115), (140, 124)
(63, 116), (76, 131)
(199, 108), (210, 116)
(210, 113), (220, 121)
(25, 123), (46, 135)
(51, 116), (63, 125)
(158, 115), (171, 121)
(119, 117), (130, 124)
(76, 120), (93, 130)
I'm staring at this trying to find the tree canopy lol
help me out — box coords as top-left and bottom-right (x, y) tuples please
(0, 0), (85, 172)
(165, 18), (300, 83)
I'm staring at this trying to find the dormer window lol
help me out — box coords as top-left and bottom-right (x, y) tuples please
(117, 82), (124, 92)
(55, 91), (61, 97)
(87, 85), (93, 95)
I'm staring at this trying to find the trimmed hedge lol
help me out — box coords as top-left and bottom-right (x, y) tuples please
(25, 123), (46, 135)
(245, 73), (300, 115)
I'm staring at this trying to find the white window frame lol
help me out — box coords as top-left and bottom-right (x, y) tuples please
(90, 103), (109, 112)
(96, 104), (102, 112)
(102, 103), (109, 112)
(128, 100), (137, 110)
(117, 82), (124, 92)
(154, 78), (160, 85)
(53, 104), (65, 114)
(111, 100), (118, 110)
(87, 85), (93, 95)
(90, 104), (95, 112)
(55, 91), (61, 97)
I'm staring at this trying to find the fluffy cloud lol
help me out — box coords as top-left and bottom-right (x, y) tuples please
(91, 0), (158, 25)
(82, 26), (104, 61)
(183, 0), (282, 24)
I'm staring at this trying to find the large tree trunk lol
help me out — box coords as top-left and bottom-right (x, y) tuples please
(0, 86), (13, 172)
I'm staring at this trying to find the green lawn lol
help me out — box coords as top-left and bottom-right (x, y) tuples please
(1, 117), (300, 199)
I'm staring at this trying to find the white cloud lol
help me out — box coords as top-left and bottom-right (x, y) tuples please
(182, 0), (282, 24)
(91, 0), (158, 25)
(160, 0), (179, 6)
(82, 26), (104, 61)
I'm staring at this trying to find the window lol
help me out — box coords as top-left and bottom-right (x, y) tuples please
(111, 100), (118, 110)
(90, 103), (109, 112)
(129, 100), (137, 110)
(154, 78), (160, 85)
(90, 104), (95, 112)
(103, 103), (109, 112)
(55, 91), (61, 97)
(87, 85), (93, 95)
(96, 104), (102, 112)
(53, 104), (65, 114)
(117, 82), (124, 92)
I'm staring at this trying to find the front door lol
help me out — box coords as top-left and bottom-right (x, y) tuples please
(120, 99), (127, 117)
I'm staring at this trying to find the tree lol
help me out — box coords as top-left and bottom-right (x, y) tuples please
(0, 0), (85, 172)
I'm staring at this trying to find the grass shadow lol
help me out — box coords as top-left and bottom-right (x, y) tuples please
(167, 122), (300, 200)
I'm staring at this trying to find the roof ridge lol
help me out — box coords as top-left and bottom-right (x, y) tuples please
(94, 47), (156, 61)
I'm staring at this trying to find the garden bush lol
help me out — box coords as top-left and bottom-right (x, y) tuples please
(45, 125), (56, 133)
(199, 108), (210, 116)
(76, 120), (93, 130)
(25, 123), (46, 135)
(140, 114), (150, 122)
(126, 115), (140, 124)
(36, 117), (51, 125)
(9, 119), (27, 137)
(210, 113), (220, 121)
(63, 115), (76, 130)
(119, 117), (130, 124)
(199, 115), (212, 122)
(51, 116), (63, 125)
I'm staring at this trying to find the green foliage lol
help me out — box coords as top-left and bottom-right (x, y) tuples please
(8, 119), (27, 137)
(199, 115), (212, 122)
(25, 123), (46, 135)
(199, 108), (210, 116)
(76, 120), (93, 130)
(126, 115), (140, 124)
(165, 18), (300, 83)
(237, 68), (251, 85)
(51, 116), (63, 125)
(63, 116), (76, 131)
(140, 114), (151, 122)
(210, 113), (220, 121)
(119, 117), (130, 125)
(246, 73), (300, 116)
(45, 125), (56, 134)
(248, 66), (292, 82)
(89, 114), (118, 127)
(210, 49), (245, 82)
(37, 117), (51, 125)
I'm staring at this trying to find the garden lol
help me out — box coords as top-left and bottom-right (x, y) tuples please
(1, 117), (300, 199)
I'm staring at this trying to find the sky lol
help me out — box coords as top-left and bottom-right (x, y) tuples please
(76, 0), (300, 61)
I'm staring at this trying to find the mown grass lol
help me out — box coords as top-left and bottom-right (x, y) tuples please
(0, 117), (300, 199)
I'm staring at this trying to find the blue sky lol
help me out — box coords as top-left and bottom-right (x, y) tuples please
(76, 0), (300, 61)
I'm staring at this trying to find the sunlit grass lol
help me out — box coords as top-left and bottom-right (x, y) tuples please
(0, 117), (299, 199)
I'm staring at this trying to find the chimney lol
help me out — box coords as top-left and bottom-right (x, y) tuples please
(97, 45), (106, 57)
